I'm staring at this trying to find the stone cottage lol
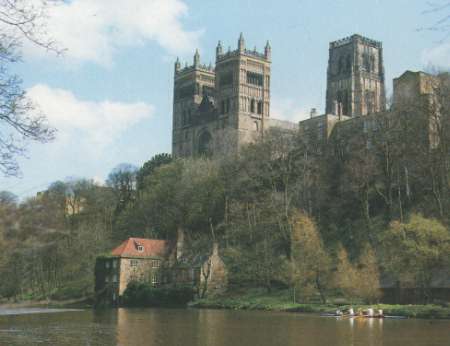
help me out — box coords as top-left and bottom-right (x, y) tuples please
(95, 236), (227, 305)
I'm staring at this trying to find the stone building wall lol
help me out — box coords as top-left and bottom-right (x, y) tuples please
(118, 257), (162, 295)
(172, 34), (277, 158)
(326, 34), (386, 117)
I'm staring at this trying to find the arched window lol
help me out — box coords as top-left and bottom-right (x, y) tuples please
(257, 101), (263, 115)
(365, 90), (375, 114)
(198, 131), (212, 157)
(338, 56), (344, 74)
(343, 90), (349, 115)
(370, 55), (376, 72)
(345, 55), (351, 73)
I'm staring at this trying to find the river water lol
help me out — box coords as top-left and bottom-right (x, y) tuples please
(0, 308), (449, 346)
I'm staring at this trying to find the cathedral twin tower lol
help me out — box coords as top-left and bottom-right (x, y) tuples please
(172, 33), (386, 158)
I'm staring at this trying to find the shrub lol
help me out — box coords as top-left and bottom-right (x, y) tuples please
(122, 282), (195, 307)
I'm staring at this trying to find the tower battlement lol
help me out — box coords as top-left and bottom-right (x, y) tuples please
(216, 33), (271, 62)
(330, 34), (382, 49)
(174, 51), (214, 77)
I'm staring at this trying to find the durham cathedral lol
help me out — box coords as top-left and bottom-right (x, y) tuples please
(172, 33), (438, 158)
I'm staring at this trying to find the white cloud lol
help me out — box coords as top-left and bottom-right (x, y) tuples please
(271, 97), (315, 123)
(27, 84), (154, 153)
(422, 43), (450, 71)
(26, 0), (201, 65)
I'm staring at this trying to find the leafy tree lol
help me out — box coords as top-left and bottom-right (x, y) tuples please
(333, 245), (359, 302)
(290, 211), (331, 303)
(379, 214), (450, 302)
(136, 153), (172, 191)
(354, 245), (382, 303)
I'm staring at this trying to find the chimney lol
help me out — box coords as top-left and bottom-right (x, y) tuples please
(212, 242), (219, 257)
(310, 108), (317, 118)
(176, 227), (184, 261)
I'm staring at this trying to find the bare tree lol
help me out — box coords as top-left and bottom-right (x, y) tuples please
(421, 1), (450, 40)
(0, 0), (63, 176)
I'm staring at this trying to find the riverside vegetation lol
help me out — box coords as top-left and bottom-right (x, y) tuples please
(1, 76), (450, 317)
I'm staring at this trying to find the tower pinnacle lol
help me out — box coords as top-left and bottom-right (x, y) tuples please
(175, 57), (181, 73)
(216, 40), (223, 58)
(265, 40), (271, 60)
(238, 32), (245, 52)
(194, 49), (200, 67)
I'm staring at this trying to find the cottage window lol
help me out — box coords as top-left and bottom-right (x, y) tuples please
(105, 261), (110, 269)
(152, 260), (160, 268)
(151, 274), (158, 285)
(137, 245), (144, 252)
(112, 260), (117, 269)
(112, 293), (117, 301)
(112, 274), (118, 283)
(105, 276), (109, 283)
(131, 260), (138, 267)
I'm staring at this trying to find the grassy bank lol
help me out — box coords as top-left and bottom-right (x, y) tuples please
(0, 297), (93, 309)
(189, 289), (450, 319)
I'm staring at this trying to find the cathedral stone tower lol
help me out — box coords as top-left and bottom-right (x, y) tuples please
(172, 34), (271, 158)
(215, 33), (271, 147)
(172, 51), (215, 157)
(325, 34), (386, 117)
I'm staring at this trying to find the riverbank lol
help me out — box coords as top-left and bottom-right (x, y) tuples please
(189, 289), (450, 319)
(0, 297), (92, 310)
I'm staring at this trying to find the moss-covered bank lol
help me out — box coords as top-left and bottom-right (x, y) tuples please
(189, 289), (450, 319)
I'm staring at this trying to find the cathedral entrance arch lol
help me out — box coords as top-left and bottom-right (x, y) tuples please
(198, 130), (213, 156)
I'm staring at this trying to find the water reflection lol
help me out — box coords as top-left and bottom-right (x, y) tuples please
(0, 308), (449, 346)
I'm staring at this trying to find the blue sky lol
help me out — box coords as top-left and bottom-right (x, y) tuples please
(1, 0), (448, 198)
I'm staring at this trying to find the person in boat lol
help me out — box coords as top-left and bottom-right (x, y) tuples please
(347, 307), (355, 316)
(335, 309), (343, 316)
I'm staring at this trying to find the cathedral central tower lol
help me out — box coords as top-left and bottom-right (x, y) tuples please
(326, 34), (386, 117)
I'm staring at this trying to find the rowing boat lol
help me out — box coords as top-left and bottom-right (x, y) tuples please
(320, 313), (407, 319)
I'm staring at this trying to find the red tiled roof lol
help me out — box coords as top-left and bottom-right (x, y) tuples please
(111, 237), (170, 258)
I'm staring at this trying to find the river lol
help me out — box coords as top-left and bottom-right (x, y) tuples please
(0, 308), (449, 345)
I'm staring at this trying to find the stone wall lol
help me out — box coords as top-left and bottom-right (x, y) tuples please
(118, 257), (162, 295)
(201, 243), (228, 296)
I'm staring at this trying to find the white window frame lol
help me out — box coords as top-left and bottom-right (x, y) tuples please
(137, 245), (144, 252)
(151, 274), (158, 285)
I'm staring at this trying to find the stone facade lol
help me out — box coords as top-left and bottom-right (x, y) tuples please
(326, 34), (386, 117)
(170, 33), (443, 161)
(172, 33), (276, 158)
(297, 67), (438, 160)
